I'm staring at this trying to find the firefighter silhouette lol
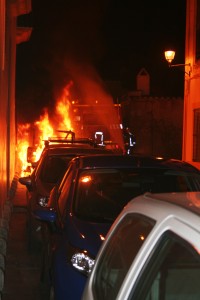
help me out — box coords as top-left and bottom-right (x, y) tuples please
(123, 127), (136, 155)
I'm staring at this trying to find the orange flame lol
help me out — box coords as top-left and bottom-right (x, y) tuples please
(17, 140), (30, 175)
(56, 84), (72, 130)
(35, 109), (54, 140)
(17, 84), (73, 176)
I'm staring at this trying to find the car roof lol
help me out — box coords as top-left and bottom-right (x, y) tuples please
(123, 191), (200, 227)
(71, 154), (200, 172)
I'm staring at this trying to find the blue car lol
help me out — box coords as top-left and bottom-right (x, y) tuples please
(34, 154), (200, 300)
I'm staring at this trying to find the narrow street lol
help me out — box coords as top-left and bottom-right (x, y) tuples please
(2, 183), (43, 300)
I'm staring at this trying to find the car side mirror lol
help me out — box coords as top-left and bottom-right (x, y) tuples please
(19, 176), (31, 186)
(18, 176), (33, 192)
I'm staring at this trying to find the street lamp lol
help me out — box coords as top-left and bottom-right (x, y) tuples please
(164, 50), (191, 76)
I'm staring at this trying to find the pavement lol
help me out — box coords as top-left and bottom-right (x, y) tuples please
(1, 177), (43, 300)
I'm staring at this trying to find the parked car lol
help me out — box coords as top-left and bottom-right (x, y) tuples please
(82, 191), (200, 300)
(33, 154), (200, 300)
(19, 138), (115, 252)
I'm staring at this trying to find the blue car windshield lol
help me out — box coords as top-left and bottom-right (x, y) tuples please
(40, 155), (74, 183)
(74, 168), (200, 222)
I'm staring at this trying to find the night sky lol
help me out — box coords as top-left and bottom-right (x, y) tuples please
(16, 0), (186, 123)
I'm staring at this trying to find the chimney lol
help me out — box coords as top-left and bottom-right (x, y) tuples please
(136, 68), (150, 96)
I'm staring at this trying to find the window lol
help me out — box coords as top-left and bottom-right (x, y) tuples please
(74, 168), (200, 222)
(75, 169), (124, 219)
(93, 213), (155, 300)
(131, 232), (200, 300)
(57, 168), (74, 219)
(193, 109), (200, 161)
(40, 156), (68, 183)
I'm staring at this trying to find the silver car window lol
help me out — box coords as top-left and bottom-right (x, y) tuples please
(92, 213), (155, 299)
(130, 231), (200, 300)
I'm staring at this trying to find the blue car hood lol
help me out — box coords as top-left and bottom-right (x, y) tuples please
(64, 214), (112, 257)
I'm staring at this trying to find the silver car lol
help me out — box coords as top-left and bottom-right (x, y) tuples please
(82, 191), (200, 300)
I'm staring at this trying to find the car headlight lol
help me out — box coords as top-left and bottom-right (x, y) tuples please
(38, 195), (49, 207)
(71, 252), (95, 276)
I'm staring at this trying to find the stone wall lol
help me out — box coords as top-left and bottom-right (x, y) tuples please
(122, 96), (183, 159)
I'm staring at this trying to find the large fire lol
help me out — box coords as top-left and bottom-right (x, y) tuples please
(17, 83), (73, 176)
(17, 81), (124, 176)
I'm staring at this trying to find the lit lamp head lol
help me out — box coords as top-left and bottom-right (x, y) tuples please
(164, 50), (175, 65)
(164, 49), (191, 76)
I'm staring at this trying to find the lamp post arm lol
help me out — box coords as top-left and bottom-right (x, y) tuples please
(169, 63), (191, 76)
(170, 63), (190, 67)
